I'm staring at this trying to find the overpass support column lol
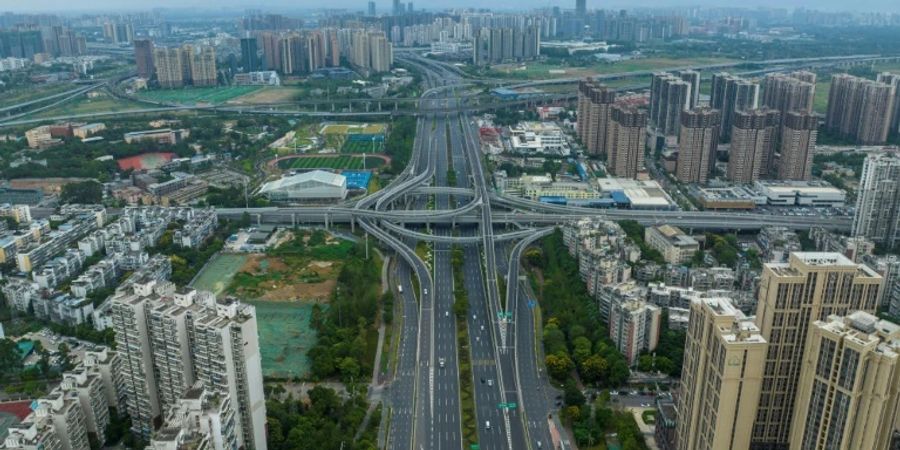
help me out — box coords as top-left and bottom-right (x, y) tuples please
(324, 213), (329, 230)
(351, 217), (355, 233)
(378, 102), (382, 111)
(292, 213), (296, 228)
(366, 102), (370, 112)
(255, 214), (261, 226)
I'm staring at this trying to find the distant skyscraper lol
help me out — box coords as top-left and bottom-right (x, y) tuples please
(852, 153), (900, 249)
(576, 0), (587, 14)
(676, 107), (721, 183)
(407, 2), (413, 13)
(727, 108), (779, 183)
(576, 79), (616, 156)
(650, 73), (692, 136)
(606, 105), (648, 178)
(678, 69), (701, 109)
(676, 297), (767, 450)
(778, 111), (818, 181)
(825, 74), (896, 145)
(788, 311), (900, 450)
(133, 39), (154, 79)
(750, 252), (883, 449)
(392, 0), (402, 14)
(711, 72), (760, 141)
(368, 0), (376, 15)
(240, 37), (260, 72)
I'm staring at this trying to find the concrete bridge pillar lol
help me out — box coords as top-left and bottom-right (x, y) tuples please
(349, 103), (352, 113)
(378, 102), (382, 111)
(351, 217), (356, 233)
(366, 102), (370, 112)
(324, 213), (329, 230)
(256, 214), (261, 226)
(314, 104), (317, 112)
(331, 103), (335, 112)
(292, 213), (297, 228)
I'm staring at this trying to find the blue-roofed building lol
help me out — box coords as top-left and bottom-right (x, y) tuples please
(342, 171), (373, 190)
(610, 191), (631, 207)
(538, 196), (568, 205)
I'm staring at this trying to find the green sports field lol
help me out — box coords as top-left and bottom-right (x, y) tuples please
(137, 86), (262, 104)
(342, 139), (385, 153)
(280, 155), (386, 170)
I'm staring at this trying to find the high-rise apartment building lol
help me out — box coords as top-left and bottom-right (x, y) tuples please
(609, 299), (661, 366)
(368, 0), (376, 16)
(876, 72), (900, 136)
(711, 73), (760, 141)
(761, 72), (816, 120)
(576, 0), (587, 14)
(788, 311), (900, 450)
(472, 26), (540, 65)
(576, 80), (616, 156)
(103, 22), (133, 44)
(606, 105), (648, 178)
(190, 46), (217, 87)
(110, 281), (266, 450)
(153, 47), (184, 89)
(750, 252), (884, 449)
(240, 37), (260, 72)
(650, 73), (692, 136)
(676, 297), (767, 450)
(152, 45), (216, 89)
(133, 39), (154, 79)
(676, 107), (721, 183)
(35, 392), (90, 450)
(778, 111), (818, 181)
(825, 74), (896, 145)
(727, 108), (780, 183)
(678, 69), (701, 109)
(852, 153), (900, 249)
(348, 30), (393, 75)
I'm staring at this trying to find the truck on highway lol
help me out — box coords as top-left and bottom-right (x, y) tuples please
(397, 285), (403, 293)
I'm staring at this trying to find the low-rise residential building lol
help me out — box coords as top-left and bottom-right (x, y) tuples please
(233, 71), (281, 86)
(757, 227), (802, 263)
(645, 225), (700, 265)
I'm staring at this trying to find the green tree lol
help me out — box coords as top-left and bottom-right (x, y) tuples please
(545, 353), (574, 381)
(580, 354), (608, 384)
(0, 339), (23, 378)
(60, 180), (103, 204)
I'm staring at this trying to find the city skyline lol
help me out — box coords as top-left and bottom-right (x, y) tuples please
(4, 0), (900, 14)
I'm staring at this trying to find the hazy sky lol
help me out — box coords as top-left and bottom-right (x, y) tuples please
(4, 0), (900, 14)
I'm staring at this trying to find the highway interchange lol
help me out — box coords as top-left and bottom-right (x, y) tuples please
(2, 51), (875, 450)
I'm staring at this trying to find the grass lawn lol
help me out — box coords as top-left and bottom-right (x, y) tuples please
(230, 86), (303, 104)
(281, 155), (386, 170)
(137, 86), (262, 104)
(642, 409), (657, 425)
(1, 83), (76, 107)
(32, 94), (146, 119)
